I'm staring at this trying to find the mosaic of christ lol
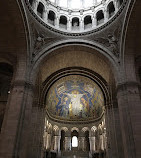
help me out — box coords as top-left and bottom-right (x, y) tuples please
(46, 75), (104, 120)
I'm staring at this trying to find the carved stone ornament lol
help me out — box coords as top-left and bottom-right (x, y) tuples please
(95, 23), (122, 58)
(31, 25), (61, 57)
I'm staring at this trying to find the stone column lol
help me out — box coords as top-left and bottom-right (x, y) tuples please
(104, 9), (108, 22)
(80, 137), (86, 151)
(92, 15), (97, 27)
(99, 134), (104, 151)
(64, 133), (71, 151)
(80, 19), (84, 31)
(43, 10), (48, 23)
(33, 0), (38, 14)
(89, 136), (96, 154)
(105, 105), (118, 158)
(0, 54), (31, 158)
(53, 135), (61, 152)
(46, 133), (52, 150)
(117, 81), (141, 158)
(67, 19), (71, 31)
(114, 0), (119, 12)
(55, 16), (60, 28)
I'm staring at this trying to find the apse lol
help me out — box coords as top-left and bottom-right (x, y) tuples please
(46, 75), (104, 121)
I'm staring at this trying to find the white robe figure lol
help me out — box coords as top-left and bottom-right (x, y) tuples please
(67, 93), (83, 115)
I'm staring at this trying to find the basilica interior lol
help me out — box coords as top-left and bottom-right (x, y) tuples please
(0, 0), (141, 158)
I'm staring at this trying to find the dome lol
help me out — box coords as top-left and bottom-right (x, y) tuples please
(27, 0), (124, 34)
(49, 0), (102, 10)
(46, 75), (104, 121)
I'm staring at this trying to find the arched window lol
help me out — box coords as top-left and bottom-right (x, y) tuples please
(37, 2), (44, 18)
(72, 136), (78, 147)
(60, 130), (65, 151)
(72, 17), (80, 31)
(84, 15), (92, 30)
(96, 10), (104, 25)
(107, 2), (115, 18)
(59, 16), (67, 30)
(48, 11), (55, 26)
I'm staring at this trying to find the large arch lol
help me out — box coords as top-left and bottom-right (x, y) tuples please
(117, 0), (141, 157)
(17, 40), (125, 158)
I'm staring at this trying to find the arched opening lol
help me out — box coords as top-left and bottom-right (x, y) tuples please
(59, 16), (67, 30)
(37, 2), (44, 18)
(72, 17), (80, 31)
(96, 10), (104, 25)
(0, 63), (13, 132)
(84, 15), (92, 30)
(48, 10), (55, 26)
(60, 130), (65, 151)
(85, 131), (90, 151)
(72, 136), (78, 147)
(107, 2), (115, 18)
(26, 45), (121, 158)
(71, 130), (78, 150)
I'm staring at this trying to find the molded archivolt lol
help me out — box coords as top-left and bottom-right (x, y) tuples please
(26, 0), (125, 34)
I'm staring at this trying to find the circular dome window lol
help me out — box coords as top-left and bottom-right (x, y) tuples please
(27, 0), (124, 34)
(46, 75), (105, 121)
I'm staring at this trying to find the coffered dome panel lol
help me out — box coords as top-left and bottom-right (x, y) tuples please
(46, 75), (104, 121)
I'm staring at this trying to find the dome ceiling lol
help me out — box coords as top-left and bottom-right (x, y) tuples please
(26, 0), (124, 35)
(50, 0), (102, 9)
(46, 75), (104, 121)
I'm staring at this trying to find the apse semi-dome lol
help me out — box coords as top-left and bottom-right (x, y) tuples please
(26, 0), (124, 34)
(46, 75), (104, 121)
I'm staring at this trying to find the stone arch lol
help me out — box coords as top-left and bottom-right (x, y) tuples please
(25, 42), (121, 158)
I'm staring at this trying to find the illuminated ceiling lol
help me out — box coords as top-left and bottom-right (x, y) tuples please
(49, 0), (102, 9)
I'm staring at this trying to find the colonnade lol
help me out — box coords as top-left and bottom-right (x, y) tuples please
(43, 123), (107, 157)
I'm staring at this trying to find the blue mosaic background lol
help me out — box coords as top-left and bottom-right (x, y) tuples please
(46, 76), (104, 120)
